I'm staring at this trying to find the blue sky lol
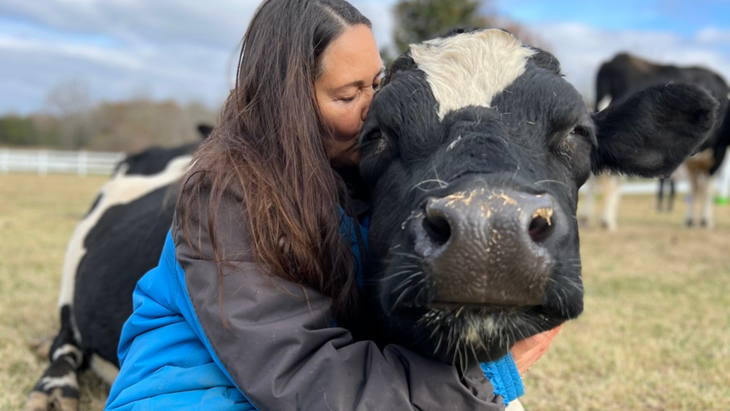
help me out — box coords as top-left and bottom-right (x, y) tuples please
(1, 0), (729, 115)
(496, 0), (730, 35)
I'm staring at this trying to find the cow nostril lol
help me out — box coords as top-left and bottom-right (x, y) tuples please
(528, 208), (554, 243)
(423, 211), (452, 247)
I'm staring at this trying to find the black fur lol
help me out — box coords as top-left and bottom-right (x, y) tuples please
(596, 53), (730, 175)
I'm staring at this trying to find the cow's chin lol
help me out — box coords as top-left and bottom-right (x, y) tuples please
(372, 260), (584, 364)
(380, 302), (570, 364)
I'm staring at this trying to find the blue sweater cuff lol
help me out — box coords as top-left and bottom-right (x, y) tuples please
(481, 352), (524, 406)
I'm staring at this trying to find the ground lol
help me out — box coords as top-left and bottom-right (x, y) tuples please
(1, 174), (728, 411)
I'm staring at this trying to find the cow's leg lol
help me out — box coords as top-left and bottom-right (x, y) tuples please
(668, 178), (675, 212)
(657, 178), (665, 212)
(684, 167), (699, 227)
(600, 175), (622, 231)
(701, 173), (716, 229)
(24, 306), (83, 411)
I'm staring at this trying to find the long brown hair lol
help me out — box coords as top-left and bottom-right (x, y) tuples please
(178, 0), (371, 321)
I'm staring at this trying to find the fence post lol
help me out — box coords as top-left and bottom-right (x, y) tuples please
(78, 150), (88, 177)
(0, 148), (8, 175)
(38, 150), (48, 176)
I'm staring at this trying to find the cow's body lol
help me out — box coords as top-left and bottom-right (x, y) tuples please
(27, 32), (718, 411)
(25, 127), (210, 411)
(581, 53), (730, 230)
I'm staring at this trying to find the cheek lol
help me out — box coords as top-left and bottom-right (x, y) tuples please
(323, 103), (365, 141)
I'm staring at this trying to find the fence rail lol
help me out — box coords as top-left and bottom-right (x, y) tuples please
(0, 148), (126, 177)
(1, 148), (729, 200)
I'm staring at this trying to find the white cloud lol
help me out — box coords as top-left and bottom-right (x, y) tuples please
(696, 27), (730, 44)
(532, 22), (730, 103)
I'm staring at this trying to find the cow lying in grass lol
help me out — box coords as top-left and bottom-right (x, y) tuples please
(26, 30), (716, 411)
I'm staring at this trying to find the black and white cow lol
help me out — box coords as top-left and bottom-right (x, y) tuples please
(27, 30), (716, 410)
(580, 53), (730, 229)
(25, 125), (211, 411)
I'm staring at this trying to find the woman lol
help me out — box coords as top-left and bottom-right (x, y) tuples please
(106, 0), (560, 409)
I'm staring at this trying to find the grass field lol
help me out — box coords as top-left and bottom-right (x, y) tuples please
(1, 174), (729, 410)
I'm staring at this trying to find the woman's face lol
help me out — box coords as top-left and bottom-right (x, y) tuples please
(315, 24), (383, 168)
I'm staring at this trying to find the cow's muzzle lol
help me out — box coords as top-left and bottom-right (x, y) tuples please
(406, 186), (568, 307)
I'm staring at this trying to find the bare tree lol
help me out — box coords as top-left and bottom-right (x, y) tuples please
(43, 79), (95, 149)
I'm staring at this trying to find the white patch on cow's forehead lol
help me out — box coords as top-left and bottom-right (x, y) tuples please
(410, 29), (535, 120)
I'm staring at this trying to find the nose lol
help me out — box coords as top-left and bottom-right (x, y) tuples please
(408, 187), (566, 306)
(361, 90), (375, 122)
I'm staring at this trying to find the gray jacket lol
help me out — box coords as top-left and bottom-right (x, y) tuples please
(176, 188), (505, 410)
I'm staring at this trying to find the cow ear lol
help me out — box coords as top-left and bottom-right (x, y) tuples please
(197, 124), (213, 140)
(591, 84), (718, 177)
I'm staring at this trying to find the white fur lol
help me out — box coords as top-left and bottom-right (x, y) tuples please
(506, 399), (526, 411)
(39, 373), (78, 391)
(597, 95), (612, 112)
(57, 155), (192, 309)
(90, 353), (120, 385)
(410, 29), (535, 120)
(447, 135), (462, 151)
(51, 344), (83, 368)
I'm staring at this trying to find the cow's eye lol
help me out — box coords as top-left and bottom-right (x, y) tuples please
(362, 129), (382, 143)
(570, 125), (592, 142)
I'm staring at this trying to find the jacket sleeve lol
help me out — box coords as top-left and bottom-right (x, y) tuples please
(173, 191), (504, 411)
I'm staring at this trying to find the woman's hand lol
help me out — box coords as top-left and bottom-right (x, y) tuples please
(510, 325), (563, 375)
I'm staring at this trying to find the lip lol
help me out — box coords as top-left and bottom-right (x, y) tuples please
(429, 301), (540, 310)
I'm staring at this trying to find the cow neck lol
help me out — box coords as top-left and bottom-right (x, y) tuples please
(333, 165), (370, 219)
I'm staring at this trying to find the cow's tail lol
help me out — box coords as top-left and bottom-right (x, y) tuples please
(24, 306), (84, 411)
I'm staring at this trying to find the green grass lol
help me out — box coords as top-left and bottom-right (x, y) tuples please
(1, 174), (729, 410)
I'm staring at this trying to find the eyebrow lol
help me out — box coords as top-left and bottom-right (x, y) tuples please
(334, 67), (385, 91)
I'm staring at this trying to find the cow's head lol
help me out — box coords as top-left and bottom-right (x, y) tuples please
(360, 29), (716, 363)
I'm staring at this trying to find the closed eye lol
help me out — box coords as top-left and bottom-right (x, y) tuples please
(572, 124), (597, 147)
(362, 128), (382, 144)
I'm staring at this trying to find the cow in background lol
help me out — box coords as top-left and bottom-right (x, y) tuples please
(25, 124), (212, 411)
(579, 53), (730, 230)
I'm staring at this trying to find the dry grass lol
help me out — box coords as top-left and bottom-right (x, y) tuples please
(0, 174), (110, 411)
(522, 195), (730, 410)
(1, 174), (728, 410)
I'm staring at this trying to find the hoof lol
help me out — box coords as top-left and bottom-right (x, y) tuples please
(26, 346), (81, 411)
(24, 388), (79, 411)
(600, 220), (617, 232)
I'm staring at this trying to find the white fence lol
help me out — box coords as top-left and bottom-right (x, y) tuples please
(604, 153), (730, 200)
(1, 148), (729, 199)
(0, 148), (126, 177)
